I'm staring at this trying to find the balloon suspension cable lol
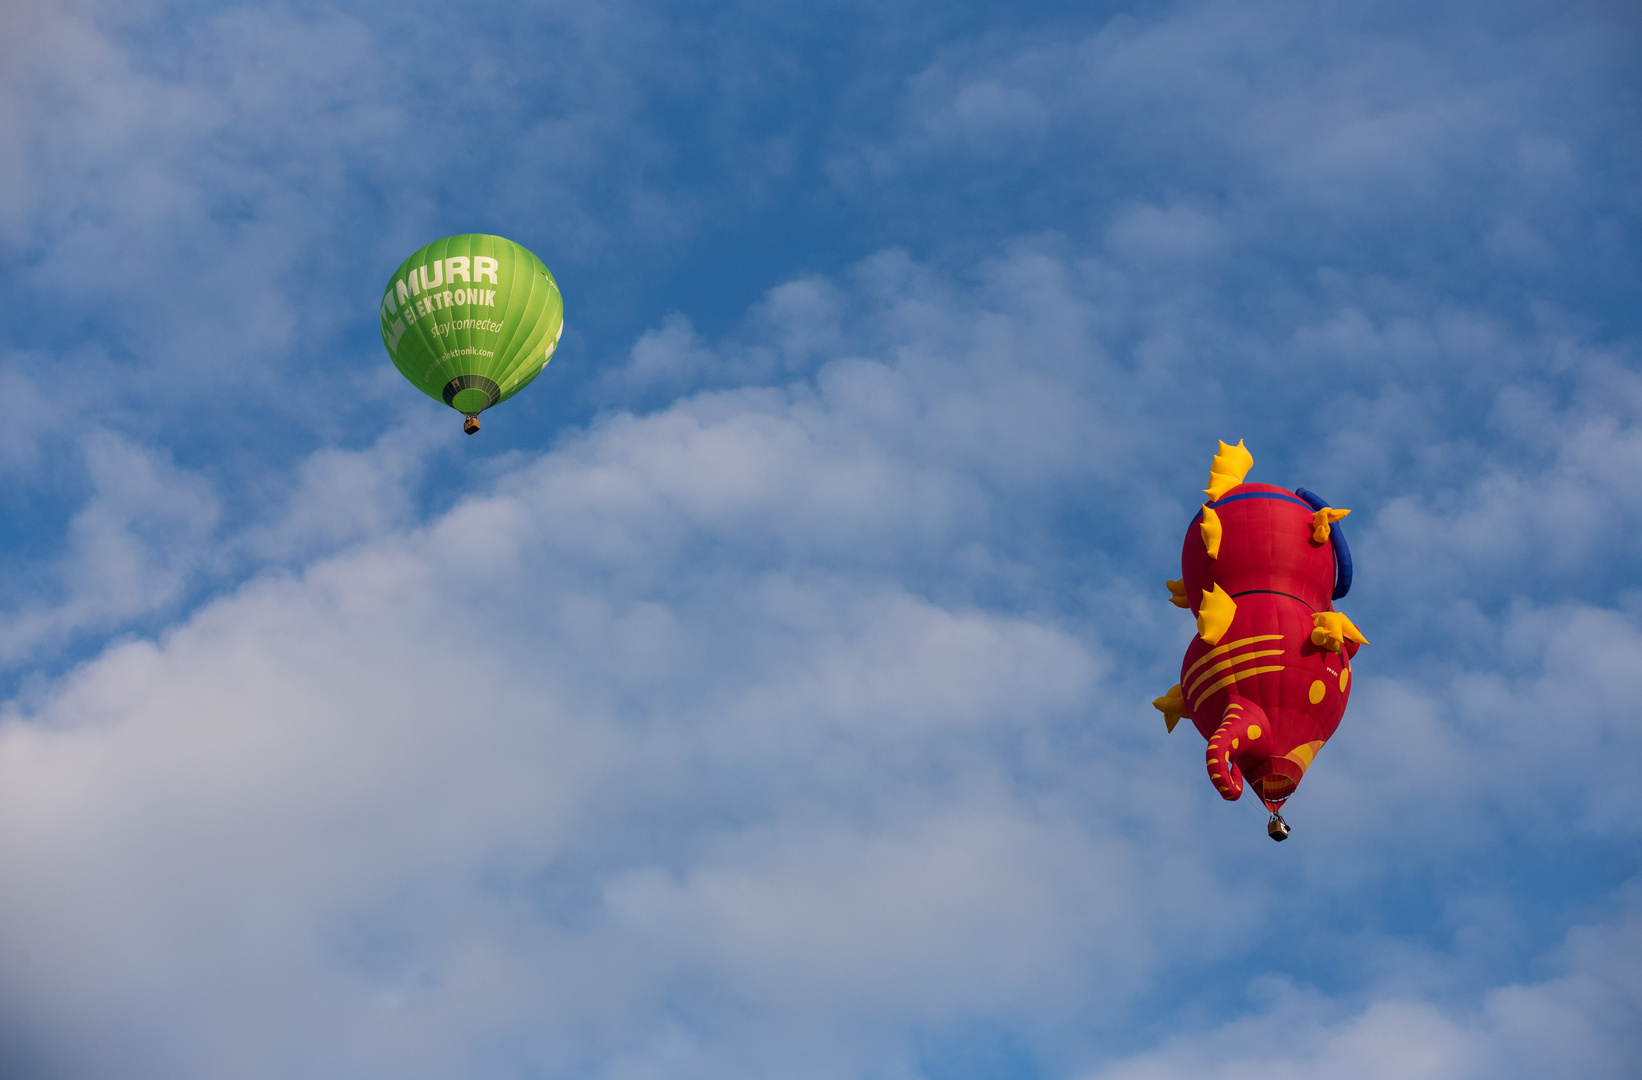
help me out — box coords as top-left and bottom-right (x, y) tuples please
(1267, 810), (1291, 842)
(463, 415), (481, 435)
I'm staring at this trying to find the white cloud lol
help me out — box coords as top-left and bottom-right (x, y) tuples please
(1105, 204), (1229, 268)
(238, 421), (443, 564)
(1083, 899), (1642, 1080)
(840, 0), (1638, 301)
(0, 422), (1141, 1076)
(0, 431), (220, 663)
(921, 81), (1051, 155)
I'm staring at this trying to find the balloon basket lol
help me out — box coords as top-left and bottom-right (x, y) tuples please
(1267, 812), (1291, 842)
(463, 415), (481, 435)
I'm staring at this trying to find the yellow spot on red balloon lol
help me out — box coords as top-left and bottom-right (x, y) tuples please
(1309, 679), (1326, 704)
(1232, 738), (1240, 749)
(1246, 725), (1261, 740)
(1340, 667), (1350, 692)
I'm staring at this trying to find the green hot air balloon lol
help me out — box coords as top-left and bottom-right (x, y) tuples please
(380, 234), (564, 434)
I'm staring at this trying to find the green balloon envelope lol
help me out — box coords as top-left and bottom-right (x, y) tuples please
(380, 234), (564, 427)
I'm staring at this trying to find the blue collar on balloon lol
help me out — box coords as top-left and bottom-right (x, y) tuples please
(1294, 487), (1353, 600)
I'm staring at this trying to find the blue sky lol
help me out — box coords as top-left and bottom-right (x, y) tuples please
(0, 1), (1639, 1077)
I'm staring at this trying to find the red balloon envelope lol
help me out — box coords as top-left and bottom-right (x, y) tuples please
(1153, 441), (1367, 840)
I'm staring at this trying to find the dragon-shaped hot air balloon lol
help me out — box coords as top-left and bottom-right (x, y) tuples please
(1152, 440), (1367, 840)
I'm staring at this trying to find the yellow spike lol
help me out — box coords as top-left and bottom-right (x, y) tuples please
(1200, 505), (1223, 558)
(1203, 439), (1254, 501)
(1166, 578), (1190, 609)
(1151, 684), (1188, 733)
(1310, 506), (1350, 544)
(1310, 611), (1369, 652)
(1197, 584), (1237, 645)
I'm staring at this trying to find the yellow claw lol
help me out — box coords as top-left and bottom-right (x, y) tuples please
(1166, 578), (1190, 609)
(1311, 611), (1369, 652)
(1204, 439), (1254, 501)
(1200, 505), (1223, 558)
(1310, 506), (1350, 543)
(1152, 684), (1188, 733)
(1197, 584), (1237, 645)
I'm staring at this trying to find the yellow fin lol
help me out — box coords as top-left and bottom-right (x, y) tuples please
(1200, 505), (1223, 558)
(1310, 506), (1350, 544)
(1152, 684), (1188, 733)
(1197, 584), (1237, 645)
(1310, 611), (1369, 652)
(1283, 740), (1326, 772)
(1203, 439), (1254, 501)
(1166, 578), (1190, 609)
